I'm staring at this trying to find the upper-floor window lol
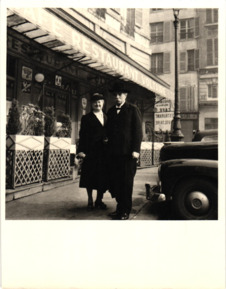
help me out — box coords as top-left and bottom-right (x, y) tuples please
(150, 22), (163, 43)
(207, 38), (218, 66)
(180, 18), (195, 40)
(151, 9), (162, 12)
(208, 83), (218, 99)
(179, 86), (196, 112)
(180, 49), (199, 73)
(95, 8), (106, 19)
(205, 118), (218, 130)
(206, 9), (218, 24)
(151, 52), (170, 74)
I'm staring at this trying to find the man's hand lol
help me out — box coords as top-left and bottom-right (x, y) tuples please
(132, 152), (140, 159)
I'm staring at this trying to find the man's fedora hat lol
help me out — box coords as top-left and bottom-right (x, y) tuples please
(109, 82), (130, 93)
(90, 93), (105, 102)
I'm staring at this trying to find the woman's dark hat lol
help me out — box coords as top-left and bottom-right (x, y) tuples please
(90, 93), (105, 102)
(109, 82), (130, 93)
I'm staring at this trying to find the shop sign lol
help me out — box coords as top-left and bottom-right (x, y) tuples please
(22, 66), (32, 81)
(11, 8), (173, 100)
(155, 99), (173, 112)
(55, 75), (62, 87)
(181, 113), (198, 119)
(21, 81), (31, 93)
(154, 112), (174, 131)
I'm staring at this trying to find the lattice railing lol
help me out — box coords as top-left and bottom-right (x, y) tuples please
(139, 149), (161, 167)
(43, 149), (70, 181)
(6, 149), (43, 189)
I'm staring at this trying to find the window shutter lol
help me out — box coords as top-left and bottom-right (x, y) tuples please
(126, 8), (135, 36)
(214, 9), (218, 23)
(179, 87), (187, 111)
(135, 8), (142, 27)
(180, 52), (186, 73)
(195, 49), (199, 70)
(214, 38), (218, 65)
(171, 21), (175, 42)
(206, 9), (212, 23)
(164, 21), (171, 42)
(188, 86), (195, 111)
(163, 52), (170, 73)
(207, 39), (213, 66)
(195, 17), (199, 37)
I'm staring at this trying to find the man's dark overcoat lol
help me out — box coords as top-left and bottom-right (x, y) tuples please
(106, 102), (143, 214)
(77, 111), (108, 191)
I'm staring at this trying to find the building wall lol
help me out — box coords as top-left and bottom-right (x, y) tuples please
(149, 8), (218, 140)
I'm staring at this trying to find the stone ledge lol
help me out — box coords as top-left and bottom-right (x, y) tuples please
(6, 177), (79, 202)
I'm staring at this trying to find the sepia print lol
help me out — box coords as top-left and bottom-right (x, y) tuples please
(1, 2), (225, 289)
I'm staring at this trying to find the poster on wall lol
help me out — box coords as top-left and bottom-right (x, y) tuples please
(21, 81), (31, 93)
(22, 66), (33, 81)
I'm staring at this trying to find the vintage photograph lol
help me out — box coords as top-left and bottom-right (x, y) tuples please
(1, 3), (225, 289)
(5, 7), (219, 221)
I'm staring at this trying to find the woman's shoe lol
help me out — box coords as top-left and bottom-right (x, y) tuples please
(87, 203), (93, 211)
(95, 201), (107, 210)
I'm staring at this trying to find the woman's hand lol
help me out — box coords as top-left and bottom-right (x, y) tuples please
(76, 152), (86, 159)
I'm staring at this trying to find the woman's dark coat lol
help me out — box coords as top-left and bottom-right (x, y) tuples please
(77, 111), (108, 191)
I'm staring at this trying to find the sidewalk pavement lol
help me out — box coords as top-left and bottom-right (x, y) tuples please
(5, 166), (158, 220)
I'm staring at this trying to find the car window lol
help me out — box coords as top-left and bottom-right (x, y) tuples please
(201, 135), (218, 142)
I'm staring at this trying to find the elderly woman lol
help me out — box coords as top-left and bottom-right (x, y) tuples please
(77, 93), (108, 211)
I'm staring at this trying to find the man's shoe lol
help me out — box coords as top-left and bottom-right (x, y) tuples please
(108, 210), (119, 217)
(120, 213), (129, 220)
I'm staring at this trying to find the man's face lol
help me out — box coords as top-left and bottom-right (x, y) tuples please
(91, 99), (104, 112)
(114, 92), (127, 105)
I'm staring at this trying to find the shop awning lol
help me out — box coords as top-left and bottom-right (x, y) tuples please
(7, 7), (174, 100)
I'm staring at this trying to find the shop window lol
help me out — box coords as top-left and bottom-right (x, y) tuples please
(206, 9), (218, 24)
(180, 49), (199, 72)
(179, 86), (196, 112)
(208, 84), (218, 99)
(180, 18), (195, 40)
(207, 38), (218, 66)
(151, 53), (170, 74)
(7, 55), (17, 77)
(150, 22), (163, 43)
(205, 118), (218, 130)
(7, 55), (17, 101)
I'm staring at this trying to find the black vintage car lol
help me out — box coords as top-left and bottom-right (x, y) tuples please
(147, 131), (218, 220)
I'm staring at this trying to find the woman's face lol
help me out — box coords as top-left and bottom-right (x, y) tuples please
(91, 100), (104, 112)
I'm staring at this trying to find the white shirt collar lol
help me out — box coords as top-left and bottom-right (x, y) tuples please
(116, 101), (125, 108)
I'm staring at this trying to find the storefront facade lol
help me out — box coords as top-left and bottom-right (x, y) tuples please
(7, 8), (173, 145)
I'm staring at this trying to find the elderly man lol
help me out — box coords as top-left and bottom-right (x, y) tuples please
(106, 82), (143, 220)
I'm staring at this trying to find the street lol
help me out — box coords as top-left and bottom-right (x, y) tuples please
(5, 166), (173, 220)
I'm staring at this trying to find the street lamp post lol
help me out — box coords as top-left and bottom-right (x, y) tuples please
(171, 8), (184, 142)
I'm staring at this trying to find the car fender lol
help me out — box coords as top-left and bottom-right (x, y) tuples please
(159, 159), (218, 198)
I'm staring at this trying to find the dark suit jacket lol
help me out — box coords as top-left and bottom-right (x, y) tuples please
(106, 102), (143, 156)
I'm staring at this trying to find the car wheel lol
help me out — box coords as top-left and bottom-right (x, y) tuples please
(173, 178), (217, 220)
